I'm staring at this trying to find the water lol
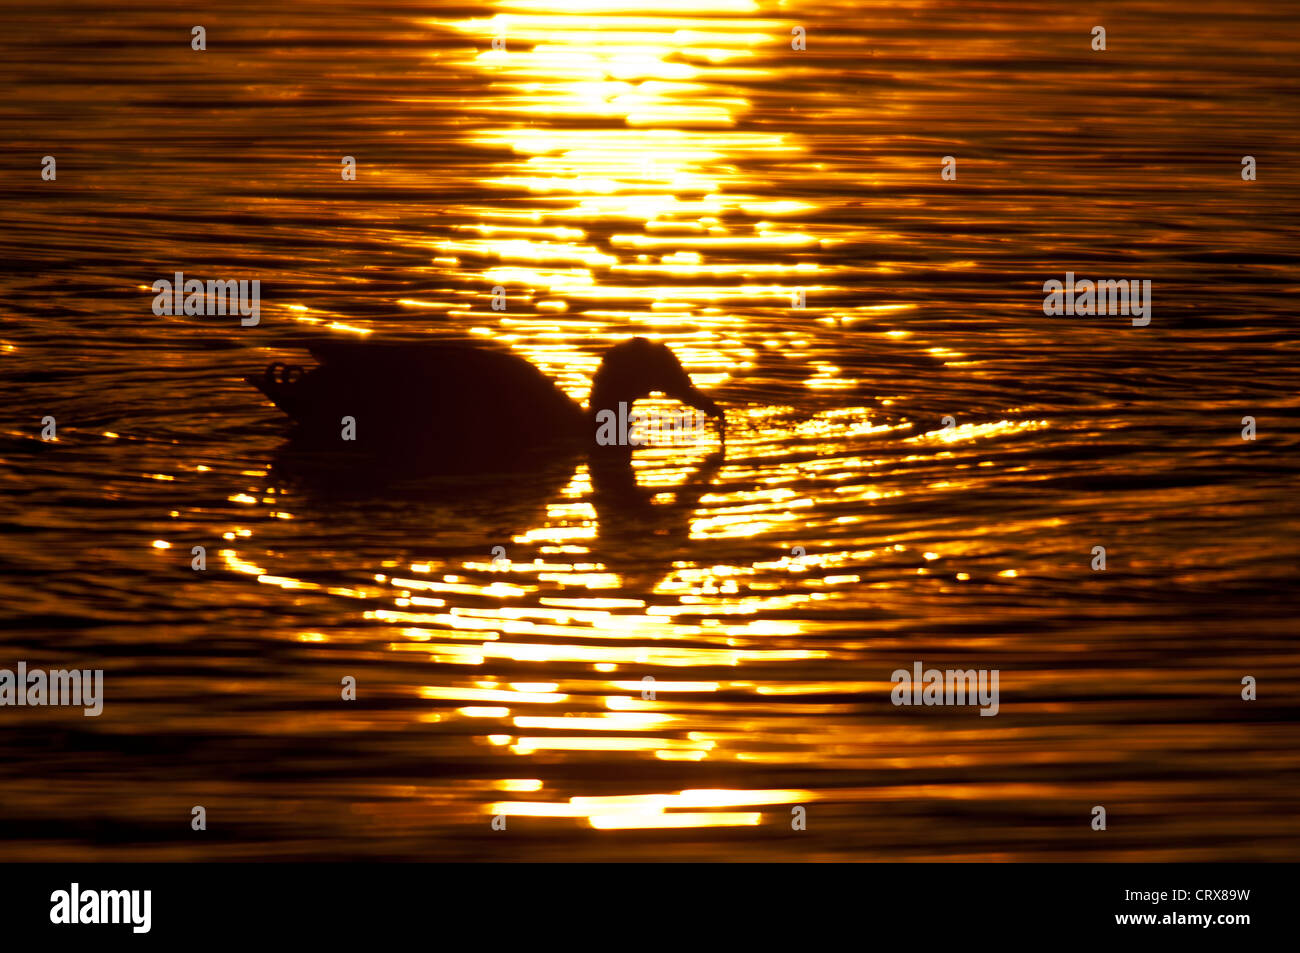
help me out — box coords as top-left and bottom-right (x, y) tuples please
(1, 0), (1297, 860)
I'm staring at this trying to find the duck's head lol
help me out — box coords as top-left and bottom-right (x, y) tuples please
(588, 337), (724, 425)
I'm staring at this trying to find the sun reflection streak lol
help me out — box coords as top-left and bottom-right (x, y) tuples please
(190, 1), (1096, 847)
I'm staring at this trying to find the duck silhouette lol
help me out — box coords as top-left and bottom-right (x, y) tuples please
(247, 336), (724, 474)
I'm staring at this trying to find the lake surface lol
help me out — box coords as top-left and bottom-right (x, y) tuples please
(1, 0), (1297, 860)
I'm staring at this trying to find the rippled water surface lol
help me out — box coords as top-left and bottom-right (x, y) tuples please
(1, 0), (1298, 860)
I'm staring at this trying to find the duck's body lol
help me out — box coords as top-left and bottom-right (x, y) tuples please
(248, 336), (722, 474)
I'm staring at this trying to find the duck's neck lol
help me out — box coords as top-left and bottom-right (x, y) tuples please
(585, 377), (631, 426)
(584, 379), (638, 455)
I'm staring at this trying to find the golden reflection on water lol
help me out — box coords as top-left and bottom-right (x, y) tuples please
(218, 4), (925, 832)
(5, 0), (1297, 860)
(212, 2), (1203, 836)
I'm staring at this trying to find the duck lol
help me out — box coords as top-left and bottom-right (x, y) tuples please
(247, 336), (725, 473)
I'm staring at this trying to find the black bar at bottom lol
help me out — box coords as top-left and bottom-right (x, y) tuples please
(0, 862), (1280, 941)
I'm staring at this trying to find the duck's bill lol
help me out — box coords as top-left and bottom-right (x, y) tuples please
(675, 387), (726, 449)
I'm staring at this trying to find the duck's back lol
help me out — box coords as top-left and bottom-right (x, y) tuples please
(257, 340), (586, 469)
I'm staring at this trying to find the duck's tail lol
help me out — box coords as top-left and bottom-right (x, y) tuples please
(246, 362), (308, 418)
